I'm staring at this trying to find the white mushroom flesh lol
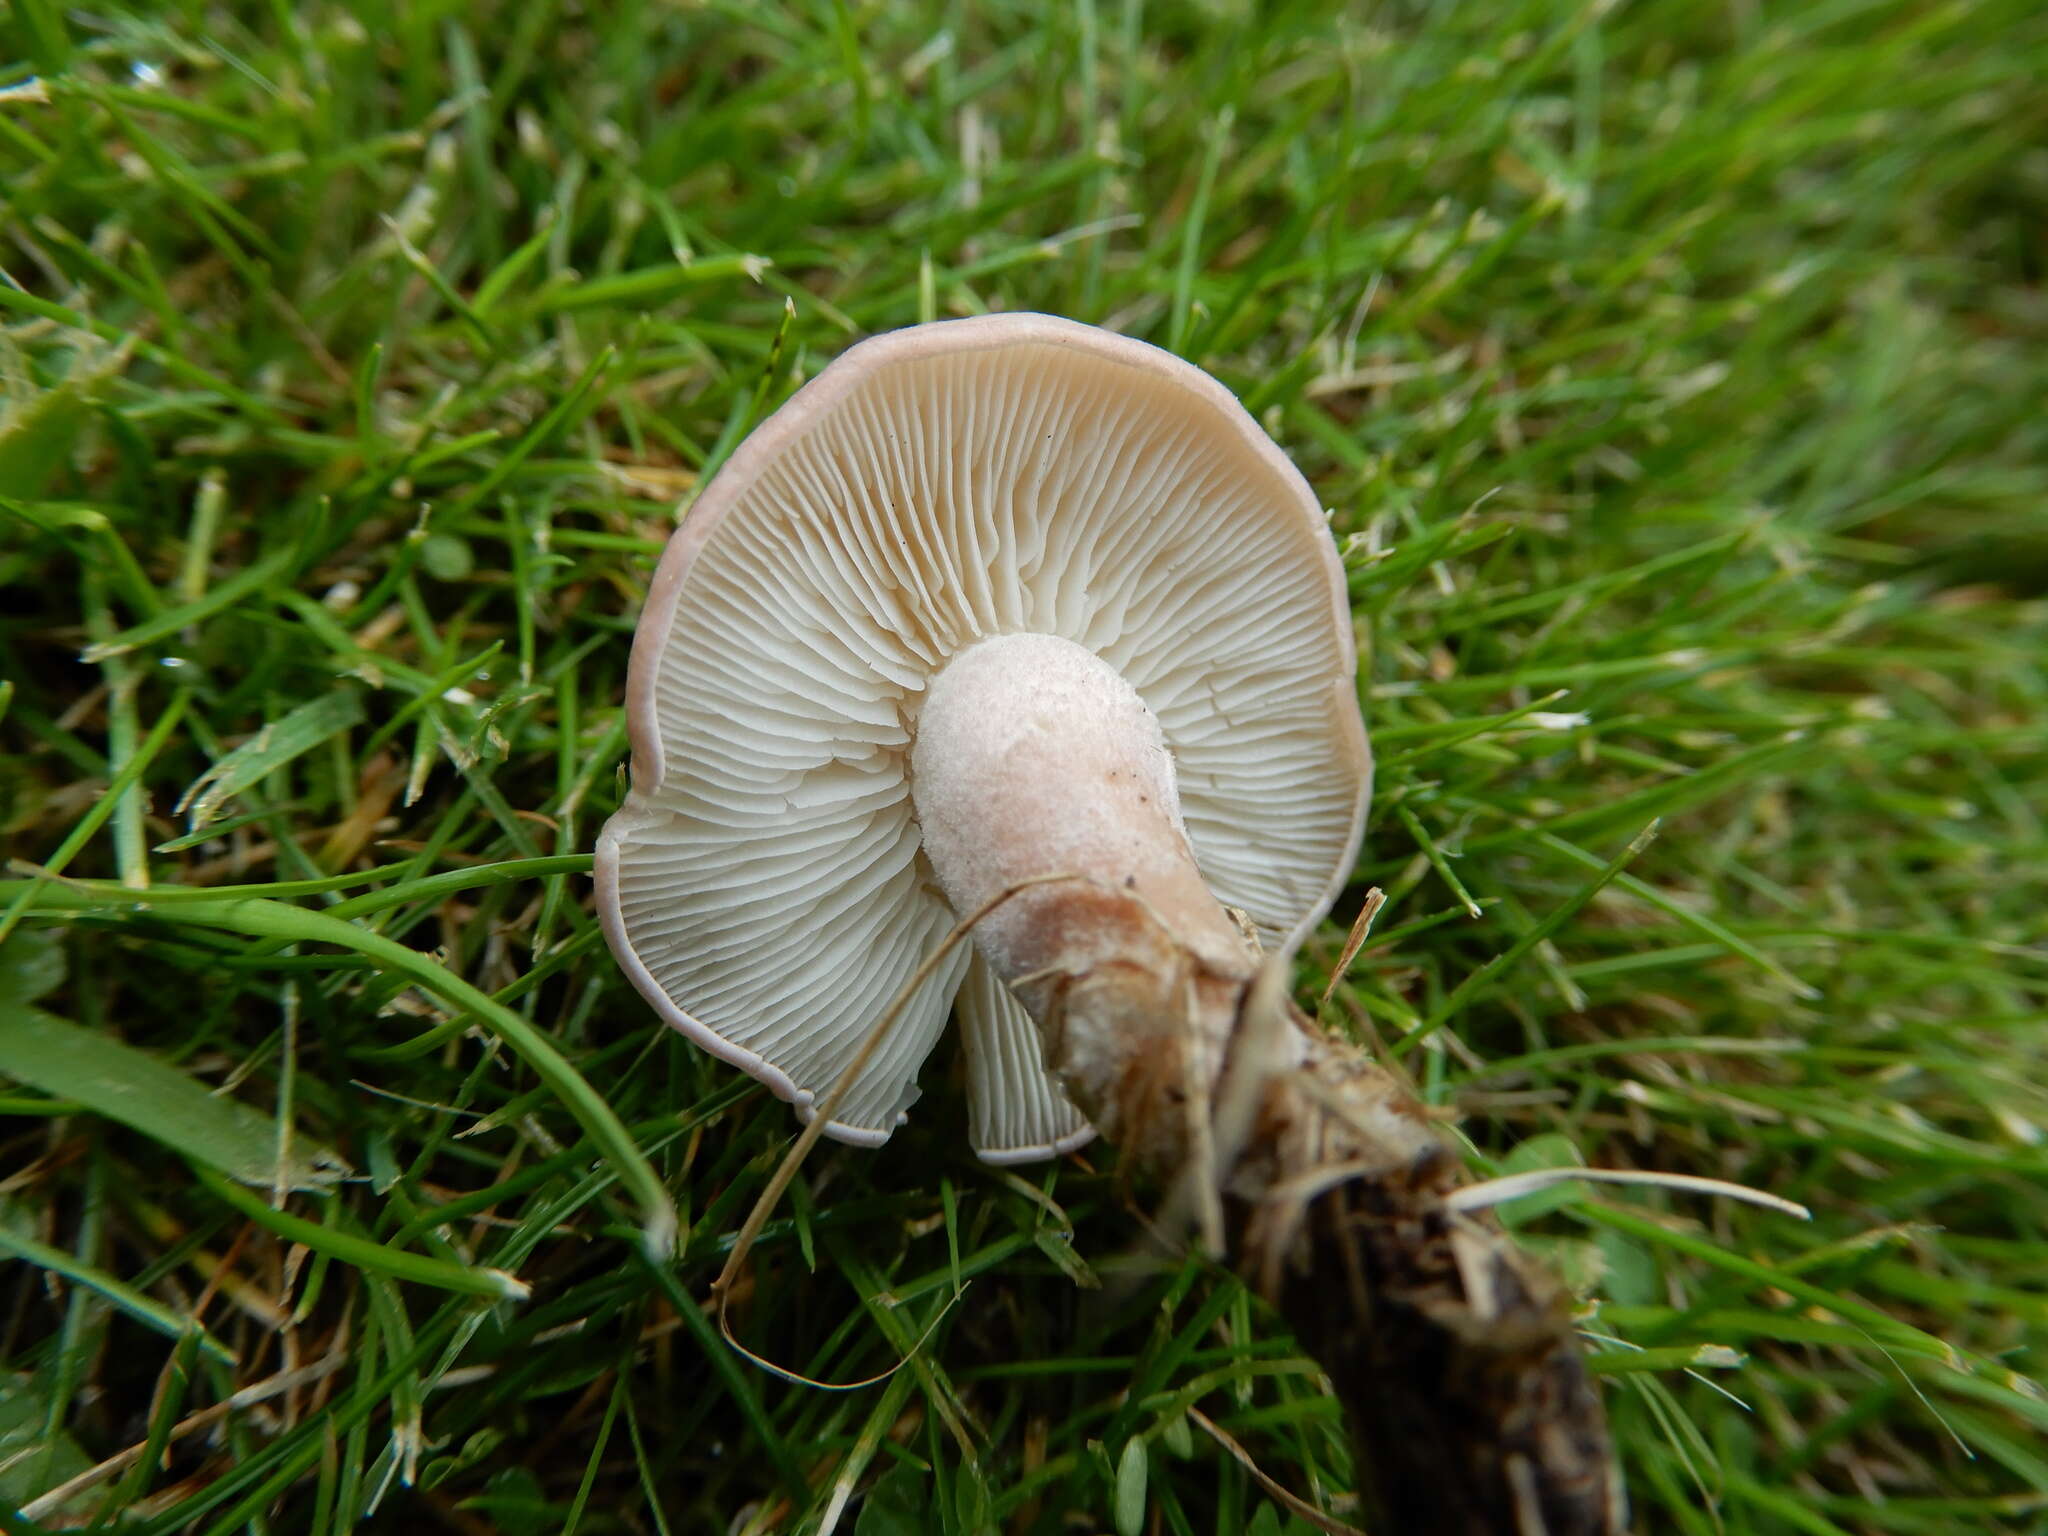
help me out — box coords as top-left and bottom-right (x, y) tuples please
(910, 631), (1264, 1146)
(910, 631), (1248, 982)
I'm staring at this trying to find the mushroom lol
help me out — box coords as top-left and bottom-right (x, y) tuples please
(595, 312), (1369, 1164)
(596, 314), (1621, 1532)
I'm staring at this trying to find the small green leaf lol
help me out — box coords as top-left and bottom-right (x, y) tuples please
(0, 344), (119, 497)
(459, 1466), (559, 1536)
(1512, 1233), (1609, 1296)
(1114, 1437), (1148, 1536)
(420, 532), (474, 581)
(1503, 1132), (1582, 1174)
(0, 926), (65, 1007)
(366, 1128), (402, 1195)
(1033, 1224), (1101, 1289)
(0, 1373), (93, 1516)
(419, 1428), (507, 1491)
(175, 688), (366, 829)
(0, 1004), (346, 1190)
(1594, 1226), (1662, 1308)
(1494, 1132), (1588, 1226)
(955, 1460), (996, 1536)
(856, 1462), (928, 1536)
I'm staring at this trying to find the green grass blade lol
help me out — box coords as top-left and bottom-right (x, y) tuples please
(1411, 821), (1660, 1047)
(0, 1003), (345, 1190)
(192, 1166), (529, 1301)
(0, 1227), (234, 1365)
(8, 887), (675, 1260)
(0, 689), (191, 946)
(175, 689), (367, 830)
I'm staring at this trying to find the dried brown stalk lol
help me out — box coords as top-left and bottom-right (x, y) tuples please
(1023, 930), (1624, 1535)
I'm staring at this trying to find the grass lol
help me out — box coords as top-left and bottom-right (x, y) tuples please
(2, 0), (2045, 1531)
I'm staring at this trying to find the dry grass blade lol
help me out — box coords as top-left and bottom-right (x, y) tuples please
(711, 871), (1083, 1388)
(1319, 886), (1386, 1007)
(1187, 1407), (1366, 1536)
(1448, 1167), (1813, 1221)
(18, 1359), (349, 1521)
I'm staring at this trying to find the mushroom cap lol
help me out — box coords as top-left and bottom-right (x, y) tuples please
(595, 313), (1371, 1160)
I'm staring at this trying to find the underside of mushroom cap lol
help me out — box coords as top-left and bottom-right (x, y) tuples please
(596, 313), (1370, 1155)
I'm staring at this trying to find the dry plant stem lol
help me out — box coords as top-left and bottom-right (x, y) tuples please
(1187, 1405), (1366, 1536)
(1045, 940), (1621, 1535)
(1237, 1012), (1622, 1536)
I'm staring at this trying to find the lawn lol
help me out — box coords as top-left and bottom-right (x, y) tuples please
(3, 1), (2046, 1532)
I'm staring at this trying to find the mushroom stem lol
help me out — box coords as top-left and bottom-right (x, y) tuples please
(909, 632), (1259, 1161)
(911, 630), (1620, 1536)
